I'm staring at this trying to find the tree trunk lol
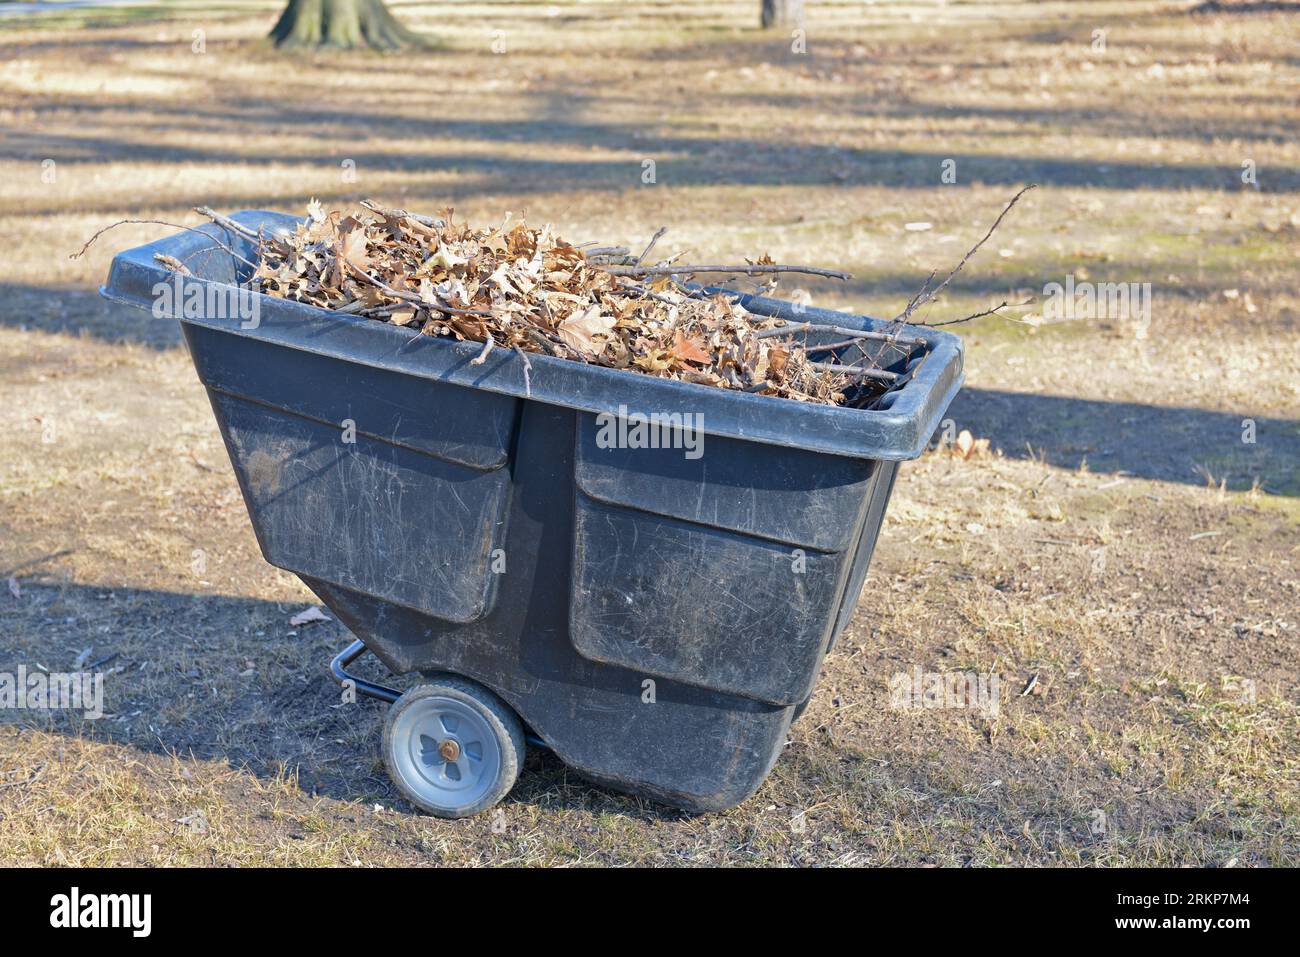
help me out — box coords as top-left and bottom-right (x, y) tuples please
(761, 0), (805, 29)
(269, 0), (428, 51)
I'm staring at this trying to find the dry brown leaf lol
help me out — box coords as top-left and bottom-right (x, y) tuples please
(557, 305), (615, 356)
(671, 330), (713, 366)
(338, 224), (372, 272)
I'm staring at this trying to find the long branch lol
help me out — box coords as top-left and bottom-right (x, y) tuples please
(752, 321), (926, 348)
(70, 218), (259, 271)
(635, 227), (668, 268)
(600, 263), (852, 280)
(806, 361), (898, 383)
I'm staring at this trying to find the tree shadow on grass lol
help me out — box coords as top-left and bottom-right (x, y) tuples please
(6, 106), (1298, 218)
(0, 282), (183, 349)
(950, 388), (1300, 496)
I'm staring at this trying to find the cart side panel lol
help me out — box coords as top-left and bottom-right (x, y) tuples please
(212, 393), (511, 622)
(571, 496), (848, 705)
(568, 413), (877, 707)
(573, 420), (875, 552)
(184, 325), (517, 470)
(183, 324), (519, 623)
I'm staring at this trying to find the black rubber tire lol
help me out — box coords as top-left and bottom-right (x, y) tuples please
(382, 676), (525, 819)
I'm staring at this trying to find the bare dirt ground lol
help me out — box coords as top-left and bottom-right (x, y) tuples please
(0, 0), (1296, 865)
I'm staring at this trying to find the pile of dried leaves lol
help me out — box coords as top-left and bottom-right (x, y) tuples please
(77, 190), (1038, 406)
(236, 200), (915, 407)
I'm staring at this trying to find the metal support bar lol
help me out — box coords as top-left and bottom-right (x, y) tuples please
(330, 639), (401, 704)
(328, 639), (549, 750)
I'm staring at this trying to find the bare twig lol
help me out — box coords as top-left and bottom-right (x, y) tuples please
(892, 184), (1037, 324)
(605, 286), (678, 307)
(154, 254), (191, 275)
(526, 328), (563, 357)
(912, 298), (1034, 328)
(600, 263), (852, 281)
(514, 345), (533, 397)
(583, 244), (636, 264)
(805, 337), (879, 355)
(358, 303), (415, 318)
(470, 334), (495, 366)
(606, 281), (713, 307)
(194, 206), (259, 242)
(584, 244), (631, 259)
(344, 261), (492, 318)
(71, 219), (258, 271)
(617, 278), (712, 302)
(807, 361), (898, 383)
(635, 227), (668, 268)
(331, 299), (370, 315)
(895, 270), (936, 323)
(752, 321), (926, 348)
(359, 199), (444, 229)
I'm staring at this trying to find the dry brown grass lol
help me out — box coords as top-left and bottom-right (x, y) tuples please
(0, 0), (1297, 865)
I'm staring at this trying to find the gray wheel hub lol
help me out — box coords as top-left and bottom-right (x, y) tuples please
(389, 695), (502, 810)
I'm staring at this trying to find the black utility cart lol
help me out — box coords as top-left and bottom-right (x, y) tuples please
(103, 213), (963, 817)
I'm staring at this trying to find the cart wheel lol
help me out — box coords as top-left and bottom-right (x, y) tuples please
(382, 677), (525, 819)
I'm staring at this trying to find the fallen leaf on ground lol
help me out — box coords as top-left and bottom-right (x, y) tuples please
(289, 606), (333, 627)
(950, 429), (992, 460)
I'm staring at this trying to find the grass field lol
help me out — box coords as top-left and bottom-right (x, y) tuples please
(0, 0), (1297, 865)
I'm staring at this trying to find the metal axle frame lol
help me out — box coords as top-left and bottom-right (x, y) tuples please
(329, 639), (547, 748)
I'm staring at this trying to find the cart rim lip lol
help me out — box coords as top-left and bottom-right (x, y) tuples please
(101, 210), (965, 463)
